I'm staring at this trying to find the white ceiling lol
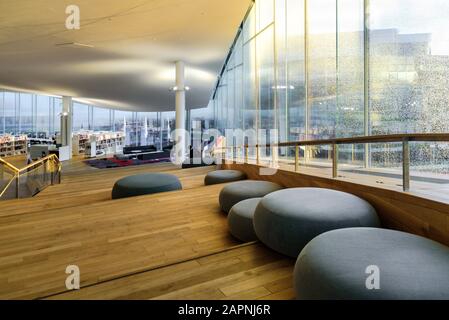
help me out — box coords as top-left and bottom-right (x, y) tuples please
(0, 0), (250, 111)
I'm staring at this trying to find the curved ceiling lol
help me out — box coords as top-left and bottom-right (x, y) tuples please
(0, 0), (250, 111)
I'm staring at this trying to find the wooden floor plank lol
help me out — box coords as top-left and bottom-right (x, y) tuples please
(46, 244), (293, 300)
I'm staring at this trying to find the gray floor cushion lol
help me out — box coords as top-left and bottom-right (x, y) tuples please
(294, 227), (449, 300)
(219, 180), (283, 214)
(253, 188), (380, 257)
(205, 170), (247, 186)
(228, 198), (261, 242)
(112, 173), (182, 199)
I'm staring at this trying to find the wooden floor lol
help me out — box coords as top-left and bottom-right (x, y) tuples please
(0, 157), (295, 300)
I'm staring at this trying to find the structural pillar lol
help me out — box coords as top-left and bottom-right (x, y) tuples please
(61, 96), (73, 159)
(175, 61), (186, 164)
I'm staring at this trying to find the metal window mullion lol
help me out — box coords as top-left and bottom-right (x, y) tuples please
(336, 0), (339, 139)
(49, 97), (53, 135)
(402, 138), (410, 192)
(272, 0), (279, 165)
(17, 93), (21, 134)
(1, 92), (4, 134)
(364, 0), (371, 168)
(304, 0), (310, 162)
(284, 0), (289, 145)
(255, 19), (260, 164)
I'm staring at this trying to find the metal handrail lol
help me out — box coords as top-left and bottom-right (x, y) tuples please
(0, 154), (62, 200)
(18, 154), (61, 174)
(0, 158), (20, 172)
(244, 133), (449, 148)
(219, 133), (449, 192)
(0, 154), (60, 174)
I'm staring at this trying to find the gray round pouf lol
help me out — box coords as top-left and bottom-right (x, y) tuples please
(219, 180), (283, 214)
(228, 198), (261, 242)
(253, 188), (380, 258)
(205, 170), (247, 186)
(294, 228), (449, 300)
(112, 173), (182, 199)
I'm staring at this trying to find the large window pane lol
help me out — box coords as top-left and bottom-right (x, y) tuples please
(243, 39), (257, 133)
(276, 0), (306, 142)
(161, 111), (175, 148)
(308, 0), (337, 140)
(36, 95), (50, 138)
(243, 5), (256, 42)
(4, 92), (16, 134)
(369, 0), (449, 135)
(336, 0), (364, 138)
(234, 33), (243, 66)
(114, 110), (134, 146)
(257, 0), (274, 32)
(19, 93), (33, 135)
(234, 64), (244, 131)
(287, 0), (306, 142)
(0, 92), (4, 135)
(73, 102), (90, 131)
(369, 0), (449, 174)
(52, 97), (62, 136)
(93, 107), (111, 131)
(227, 67), (235, 130)
(257, 25), (275, 147)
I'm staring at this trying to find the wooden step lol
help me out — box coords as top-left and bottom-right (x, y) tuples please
(45, 243), (295, 300)
(0, 164), (215, 217)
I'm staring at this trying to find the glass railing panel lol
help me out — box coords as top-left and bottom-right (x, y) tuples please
(0, 166), (17, 200)
(302, 144), (333, 178)
(0, 156), (61, 200)
(409, 141), (449, 199)
(225, 134), (449, 198)
(336, 143), (366, 179)
(278, 146), (295, 172)
(20, 161), (49, 198)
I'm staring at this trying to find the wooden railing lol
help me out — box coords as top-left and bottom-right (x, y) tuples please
(0, 154), (62, 200)
(219, 133), (449, 192)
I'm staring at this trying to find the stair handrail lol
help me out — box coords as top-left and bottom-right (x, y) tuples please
(0, 154), (62, 200)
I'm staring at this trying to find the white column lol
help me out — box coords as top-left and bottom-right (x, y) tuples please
(61, 96), (73, 158)
(175, 61), (186, 164)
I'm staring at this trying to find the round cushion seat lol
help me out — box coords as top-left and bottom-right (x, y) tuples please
(228, 198), (261, 242)
(112, 173), (182, 199)
(205, 170), (247, 186)
(219, 180), (283, 214)
(253, 188), (380, 257)
(294, 228), (449, 300)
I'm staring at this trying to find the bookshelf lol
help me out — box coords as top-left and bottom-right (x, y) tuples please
(74, 131), (125, 158)
(0, 135), (27, 158)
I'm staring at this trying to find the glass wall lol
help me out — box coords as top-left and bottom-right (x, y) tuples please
(0, 91), (62, 138)
(212, 0), (449, 175)
(0, 90), (212, 150)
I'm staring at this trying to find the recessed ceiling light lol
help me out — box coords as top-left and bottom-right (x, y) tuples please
(55, 42), (94, 48)
(169, 86), (191, 92)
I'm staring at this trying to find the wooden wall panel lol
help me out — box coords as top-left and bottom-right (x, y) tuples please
(222, 164), (449, 246)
